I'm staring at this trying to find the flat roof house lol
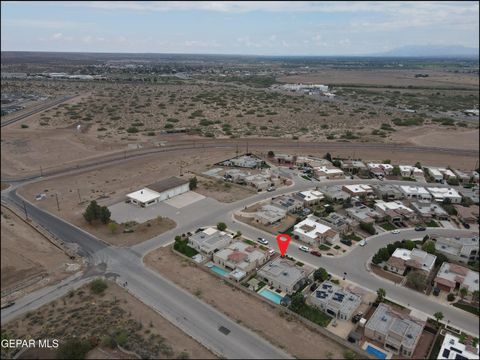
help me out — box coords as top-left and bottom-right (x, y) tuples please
(254, 204), (287, 225)
(127, 177), (189, 207)
(365, 303), (425, 358)
(434, 262), (479, 293)
(213, 241), (269, 273)
(293, 215), (340, 245)
(399, 185), (432, 202)
(374, 184), (404, 201)
(321, 185), (350, 201)
(374, 200), (416, 222)
(297, 190), (324, 206)
(340, 160), (368, 175)
(435, 236), (479, 264)
(386, 248), (436, 276)
(309, 281), (362, 320)
(342, 184), (374, 196)
(346, 204), (381, 224)
(257, 257), (309, 294)
(427, 187), (462, 203)
(188, 227), (233, 255)
(314, 166), (345, 180)
(367, 163), (394, 176)
(410, 201), (449, 220)
(454, 205), (479, 224)
(271, 194), (304, 213)
(438, 332), (480, 359)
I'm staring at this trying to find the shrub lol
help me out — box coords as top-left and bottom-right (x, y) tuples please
(89, 278), (108, 295)
(217, 222), (227, 231)
(126, 127), (138, 133)
(21, 124), (29, 128)
(56, 338), (92, 359)
(447, 293), (455, 302)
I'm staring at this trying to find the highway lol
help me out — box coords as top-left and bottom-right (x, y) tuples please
(1, 96), (77, 128)
(1, 162), (479, 356)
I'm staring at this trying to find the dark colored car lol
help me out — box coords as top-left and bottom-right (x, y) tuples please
(310, 250), (322, 257)
(462, 222), (471, 229)
(415, 226), (426, 231)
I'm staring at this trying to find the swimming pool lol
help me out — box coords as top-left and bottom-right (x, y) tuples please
(210, 265), (229, 277)
(366, 345), (387, 359)
(258, 288), (283, 304)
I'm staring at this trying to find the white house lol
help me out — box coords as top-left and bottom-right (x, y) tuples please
(297, 190), (324, 206)
(188, 227), (233, 255)
(213, 241), (269, 273)
(427, 187), (462, 203)
(374, 200), (416, 221)
(314, 166), (344, 180)
(399, 185), (432, 202)
(342, 184), (373, 196)
(293, 215), (339, 245)
(127, 177), (190, 207)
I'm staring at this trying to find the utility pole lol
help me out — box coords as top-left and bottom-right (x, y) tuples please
(77, 188), (81, 202)
(55, 193), (60, 211)
(23, 201), (29, 220)
(40, 166), (43, 177)
(246, 141), (249, 154)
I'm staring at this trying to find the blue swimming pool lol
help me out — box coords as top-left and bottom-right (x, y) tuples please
(210, 265), (229, 277)
(258, 288), (283, 304)
(366, 345), (387, 359)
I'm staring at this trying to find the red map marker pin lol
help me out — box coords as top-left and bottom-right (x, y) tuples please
(276, 233), (291, 257)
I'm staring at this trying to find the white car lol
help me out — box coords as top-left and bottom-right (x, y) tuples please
(299, 245), (310, 252)
(359, 240), (366, 247)
(268, 249), (275, 256)
(257, 237), (269, 245)
(391, 230), (400, 234)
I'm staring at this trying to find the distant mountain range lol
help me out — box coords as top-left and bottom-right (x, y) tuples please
(370, 45), (479, 58)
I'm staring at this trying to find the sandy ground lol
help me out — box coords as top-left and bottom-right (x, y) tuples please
(193, 174), (256, 203)
(145, 247), (347, 359)
(1, 281), (215, 359)
(278, 69), (480, 88)
(395, 127), (480, 150)
(0, 206), (81, 295)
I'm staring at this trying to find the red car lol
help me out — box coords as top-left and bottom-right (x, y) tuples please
(310, 250), (322, 257)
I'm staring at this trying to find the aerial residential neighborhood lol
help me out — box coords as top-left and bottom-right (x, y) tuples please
(1, 1), (479, 360)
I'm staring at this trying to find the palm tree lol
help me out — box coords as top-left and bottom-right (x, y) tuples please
(377, 288), (386, 303)
(433, 311), (444, 327)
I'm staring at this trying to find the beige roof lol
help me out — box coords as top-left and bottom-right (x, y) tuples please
(147, 177), (189, 194)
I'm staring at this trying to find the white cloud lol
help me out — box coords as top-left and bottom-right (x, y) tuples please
(2, 19), (92, 29)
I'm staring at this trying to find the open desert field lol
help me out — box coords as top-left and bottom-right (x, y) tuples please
(1, 280), (215, 359)
(0, 205), (81, 297)
(145, 246), (348, 359)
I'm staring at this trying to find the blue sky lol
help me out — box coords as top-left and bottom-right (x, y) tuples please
(1, 1), (479, 55)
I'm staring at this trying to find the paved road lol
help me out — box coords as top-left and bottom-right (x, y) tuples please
(1, 96), (76, 128)
(1, 189), (291, 359)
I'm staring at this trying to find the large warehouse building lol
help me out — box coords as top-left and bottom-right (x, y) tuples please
(127, 177), (189, 207)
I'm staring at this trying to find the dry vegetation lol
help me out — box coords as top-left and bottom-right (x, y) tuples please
(1, 280), (215, 359)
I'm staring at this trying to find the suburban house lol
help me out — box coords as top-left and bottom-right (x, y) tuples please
(220, 154), (264, 168)
(425, 167), (457, 182)
(314, 165), (345, 180)
(374, 184), (404, 200)
(126, 177), (189, 207)
(245, 173), (273, 190)
(399, 165), (424, 178)
(454, 205), (479, 224)
(410, 202), (449, 220)
(273, 153), (297, 165)
(364, 303), (425, 358)
(257, 257), (309, 294)
(213, 241), (269, 274)
(427, 187), (462, 203)
(297, 190), (324, 206)
(438, 333), (480, 360)
(374, 200), (416, 222)
(224, 169), (249, 183)
(434, 236), (479, 264)
(386, 248), (436, 276)
(321, 185), (351, 201)
(188, 227), (233, 255)
(340, 160), (369, 176)
(321, 212), (353, 232)
(309, 281), (362, 320)
(399, 185), (432, 202)
(293, 215), (340, 245)
(254, 204), (287, 225)
(459, 187), (480, 205)
(342, 184), (374, 197)
(346, 204), (381, 224)
(434, 263), (479, 293)
(452, 169), (471, 183)
(367, 163), (394, 177)
(271, 194), (304, 213)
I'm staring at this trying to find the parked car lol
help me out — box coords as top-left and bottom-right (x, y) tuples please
(359, 240), (366, 247)
(462, 222), (471, 229)
(310, 250), (322, 257)
(391, 230), (400, 234)
(340, 239), (352, 246)
(299, 245), (310, 252)
(267, 187), (275, 192)
(257, 237), (269, 245)
(415, 226), (426, 231)
(268, 249), (275, 256)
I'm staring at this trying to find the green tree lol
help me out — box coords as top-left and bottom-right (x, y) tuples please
(460, 287), (468, 299)
(392, 165), (401, 176)
(360, 221), (376, 235)
(313, 268), (329, 282)
(267, 150), (275, 157)
(189, 176), (198, 190)
(108, 222), (117, 234)
(90, 278), (108, 295)
(433, 311), (444, 327)
(447, 293), (455, 302)
(406, 271), (427, 291)
(383, 159), (391, 164)
(56, 338), (92, 359)
(404, 240), (416, 250)
(217, 222), (227, 231)
(83, 200), (99, 224)
(289, 292), (305, 312)
(324, 152), (332, 162)
(378, 247), (391, 262)
(415, 162), (422, 169)
(376, 288), (386, 303)
(473, 290), (480, 302)
(99, 206), (111, 224)
(343, 350), (356, 360)
(422, 240), (436, 254)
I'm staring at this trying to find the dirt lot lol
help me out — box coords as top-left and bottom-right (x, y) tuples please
(235, 213), (298, 235)
(193, 174), (256, 203)
(145, 247), (348, 359)
(397, 127), (479, 150)
(0, 205), (81, 296)
(371, 264), (404, 284)
(1, 280), (214, 359)
(18, 148), (239, 242)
